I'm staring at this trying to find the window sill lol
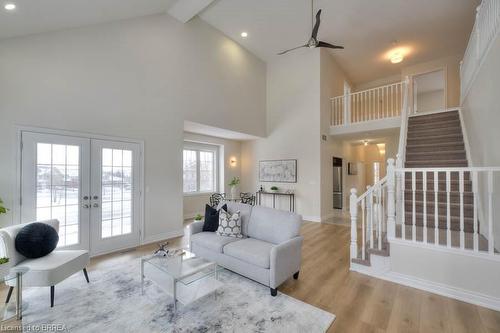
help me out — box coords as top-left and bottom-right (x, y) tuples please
(183, 192), (214, 198)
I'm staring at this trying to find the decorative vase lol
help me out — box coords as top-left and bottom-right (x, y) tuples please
(230, 186), (237, 199)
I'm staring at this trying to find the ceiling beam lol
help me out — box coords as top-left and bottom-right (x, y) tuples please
(167, 0), (216, 23)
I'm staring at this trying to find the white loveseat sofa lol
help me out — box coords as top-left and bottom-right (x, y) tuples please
(187, 202), (303, 296)
(0, 219), (90, 307)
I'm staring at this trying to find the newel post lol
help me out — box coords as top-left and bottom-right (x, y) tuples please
(349, 188), (358, 260)
(387, 158), (396, 239)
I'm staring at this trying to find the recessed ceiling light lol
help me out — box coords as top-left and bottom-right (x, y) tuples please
(4, 3), (16, 11)
(240, 32), (248, 38)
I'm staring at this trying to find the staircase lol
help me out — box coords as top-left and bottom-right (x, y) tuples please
(405, 111), (467, 168)
(403, 110), (474, 234)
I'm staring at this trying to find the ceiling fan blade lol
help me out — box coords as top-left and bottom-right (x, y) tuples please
(317, 41), (344, 50)
(277, 44), (308, 55)
(311, 9), (322, 40)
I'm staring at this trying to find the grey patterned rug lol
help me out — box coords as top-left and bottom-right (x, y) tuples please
(21, 259), (335, 332)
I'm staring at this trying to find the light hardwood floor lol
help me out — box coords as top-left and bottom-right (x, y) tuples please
(2, 222), (499, 332)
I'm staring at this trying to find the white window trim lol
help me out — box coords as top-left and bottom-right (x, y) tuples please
(183, 141), (219, 195)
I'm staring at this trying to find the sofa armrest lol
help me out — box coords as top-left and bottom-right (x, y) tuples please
(270, 236), (303, 288)
(185, 221), (204, 238)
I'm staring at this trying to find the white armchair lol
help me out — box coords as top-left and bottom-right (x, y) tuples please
(0, 219), (90, 307)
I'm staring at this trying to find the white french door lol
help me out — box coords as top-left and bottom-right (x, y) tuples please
(90, 140), (141, 255)
(20, 131), (142, 255)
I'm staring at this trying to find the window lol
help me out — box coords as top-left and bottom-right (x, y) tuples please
(183, 143), (218, 194)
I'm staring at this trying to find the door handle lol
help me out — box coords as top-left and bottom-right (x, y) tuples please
(83, 204), (90, 209)
(93, 203), (99, 208)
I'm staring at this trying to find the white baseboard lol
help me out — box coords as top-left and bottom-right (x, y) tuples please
(350, 265), (500, 311)
(142, 229), (185, 245)
(302, 215), (321, 223)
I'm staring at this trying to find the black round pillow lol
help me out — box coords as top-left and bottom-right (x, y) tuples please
(15, 223), (59, 258)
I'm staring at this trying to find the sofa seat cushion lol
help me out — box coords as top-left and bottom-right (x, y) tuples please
(223, 238), (273, 269)
(7, 250), (89, 287)
(190, 232), (241, 253)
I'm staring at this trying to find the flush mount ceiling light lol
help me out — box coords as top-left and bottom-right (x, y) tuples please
(4, 3), (16, 11)
(390, 51), (404, 64)
(385, 43), (411, 64)
(240, 32), (248, 38)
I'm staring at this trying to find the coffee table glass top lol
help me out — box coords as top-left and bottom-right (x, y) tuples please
(142, 250), (218, 285)
(0, 267), (29, 322)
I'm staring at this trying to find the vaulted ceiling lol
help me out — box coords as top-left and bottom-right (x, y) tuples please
(200, 0), (480, 84)
(0, 0), (480, 84)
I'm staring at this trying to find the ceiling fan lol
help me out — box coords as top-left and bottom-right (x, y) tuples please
(278, 0), (344, 55)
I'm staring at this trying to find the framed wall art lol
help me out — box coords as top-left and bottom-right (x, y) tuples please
(259, 159), (297, 183)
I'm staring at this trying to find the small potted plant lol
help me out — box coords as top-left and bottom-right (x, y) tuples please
(270, 186), (279, 193)
(228, 177), (240, 198)
(194, 214), (203, 223)
(0, 198), (10, 278)
(0, 257), (10, 278)
(0, 197), (8, 216)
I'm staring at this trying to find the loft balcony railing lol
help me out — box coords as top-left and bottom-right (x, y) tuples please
(330, 79), (409, 127)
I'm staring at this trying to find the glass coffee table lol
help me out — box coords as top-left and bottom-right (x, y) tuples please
(140, 250), (222, 311)
(1, 266), (29, 321)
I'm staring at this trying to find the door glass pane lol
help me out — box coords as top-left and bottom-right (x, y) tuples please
(101, 148), (133, 239)
(183, 150), (197, 192)
(36, 143), (80, 247)
(199, 151), (214, 192)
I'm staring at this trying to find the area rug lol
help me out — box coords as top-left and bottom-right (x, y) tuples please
(20, 259), (335, 332)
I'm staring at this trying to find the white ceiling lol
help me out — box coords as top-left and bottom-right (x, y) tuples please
(0, 0), (479, 85)
(200, 0), (480, 84)
(0, 0), (176, 40)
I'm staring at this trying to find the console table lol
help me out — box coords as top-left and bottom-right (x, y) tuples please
(256, 191), (295, 212)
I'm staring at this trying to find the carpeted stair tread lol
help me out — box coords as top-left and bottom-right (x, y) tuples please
(406, 150), (467, 161)
(403, 212), (475, 232)
(405, 160), (468, 167)
(408, 119), (461, 130)
(406, 142), (465, 153)
(408, 111), (460, 124)
(407, 127), (463, 137)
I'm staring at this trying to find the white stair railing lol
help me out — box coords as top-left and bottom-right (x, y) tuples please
(350, 174), (389, 262)
(331, 81), (406, 127)
(386, 165), (500, 257)
(461, 0), (500, 102)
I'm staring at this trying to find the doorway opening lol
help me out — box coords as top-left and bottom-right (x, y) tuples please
(412, 69), (446, 113)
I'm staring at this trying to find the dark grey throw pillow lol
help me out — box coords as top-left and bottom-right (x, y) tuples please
(15, 222), (59, 258)
(203, 204), (227, 232)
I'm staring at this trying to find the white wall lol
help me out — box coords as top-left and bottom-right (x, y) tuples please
(354, 54), (462, 110)
(390, 242), (500, 309)
(402, 54), (462, 110)
(417, 89), (445, 113)
(320, 50), (352, 219)
(183, 132), (241, 219)
(241, 49), (321, 221)
(461, 35), (500, 246)
(0, 14), (266, 242)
